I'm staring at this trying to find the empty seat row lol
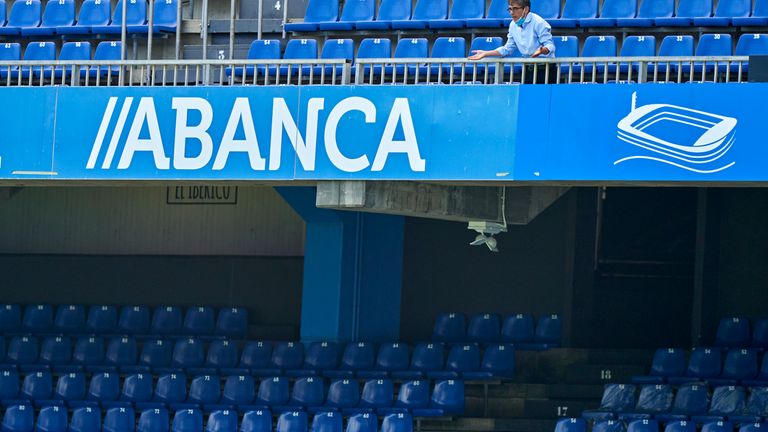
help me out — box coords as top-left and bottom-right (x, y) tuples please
(633, 347), (768, 387)
(284, 0), (768, 32)
(582, 383), (768, 424)
(1, 405), (414, 432)
(0, 370), (464, 417)
(0, 0), (176, 37)
(0, 304), (247, 338)
(0, 41), (121, 80)
(432, 313), (561, 348)
(713, 318), (768, 349)
(557, 418), (758, 432)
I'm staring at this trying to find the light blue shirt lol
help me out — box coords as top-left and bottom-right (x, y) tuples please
(496, 12), (555, 58)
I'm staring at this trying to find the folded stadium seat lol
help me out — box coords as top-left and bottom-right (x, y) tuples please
(256, 377), (290, 409)
(37, 405), (68, 432)
(52, 41), (92, 82)
(654, 0), (712, 26)
(412, 380), (464, 417)
(425, 37), (467, 78)
(126, 0), (176, 33)
(205, 340), (238, 374)
(383, 38), (429, 79)
(702, 422), (734, 432)
(731, 34), (768, 74)
(381, 413), (412, 432)
(14, 370), (53, 405)
(462, 344), (515, 380)
(151, 307), (183, 337)
(665, 421), (696, 432)
(668, 347), (722, 385)
(616, 0), (672, 25)
(729, 387), (768, 424)
(0, 0), (40, 36)
(183, 307), (215, 337)
(85, 305), (117, 335)
(84, 372), (120, 407)
(287, 377), (325, 412)
(53, 372), (86, 404)
(647, 35), (694, 78)
(22, 304), (54, 334)
(206, 410), (237, 432)
(118, 306), (151, 336)
(428, 344), (480, 380)
(627, 419), (660, 432)
(615, 35), (656, 76)
(312, 412), (342, 432)
(354, 0), (410, 29)
(21, 0), (74, 35)
(69, 406), (101, 432)
(0, 0), (5, 26)
(90, 0), (147, 34)
(226, 39), (281, 79)
(431, 314), (466, 344)
(0, 305), (21, 333)
(554, 418), (587, 432)
(70, 337), (105, 372)
(317, 0), (374, 29)
(694, 0), (749, 25)
(0, 369), (20, 401)
(346, 413), (377, 432)
(350, 379), (394, 414)
(617, 384), (674, 421)
(265, 343), (304, 377)
(284, 0), (339, 31)
(352, 38), (392, 80)
(465, 36), (504, 77)
(57, 0), (110, 35)
(311, 39), (354, 77)
(219, 375), (256, 411)
(240, 410), (272, 432)
(625, 348), (685, 384)
(715, 318), (752, 349)
(138, 408), (169, 432)
(324, 379), (360, 411)
(172, 408), (203, 432)
(378, 380), (429, 415)
(501, 314), (535, 344)
(52, 305), (86, 335)
(325, 342), (374, 379)
(391, 342), (443, 380)
(2, 405), (34, 432)
(103, 406), (136, 432)
(138, 339), (173, 372)
(465, 0), (509, 27)
(390, 0), (448, 29)
(428, 0), (484, 28)
(121, 373), (153, 408)
(594, 420), (628, 432)
(104, 337), (138, 372)
(528, 314), (562, 349)
(691, 386), (746, 424)
(230, 341), (272, 377)
(466, 314), (501, 343)
(583, 384), (638, 421)
(733, 0), (768, 25)
(217, 308), (248, 339)
(181, 375), (221, 411)
(169, 338), (206, 374)
(277, 411), (308, 432)
(709, 348), (756, 386)
(39, 336), (72, 368)
(551, 0), (597, 27)
(655, 382), (711, 423)
(7, 336), (40, 367)
(358, 342), (408, 379)
(580, 0), (636, 26)
(154, 374), (188, 408)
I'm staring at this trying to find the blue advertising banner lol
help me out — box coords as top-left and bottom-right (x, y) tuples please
(0, 83), (764, 182)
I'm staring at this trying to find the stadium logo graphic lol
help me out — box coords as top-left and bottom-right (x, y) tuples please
(614, 92), (737, 173)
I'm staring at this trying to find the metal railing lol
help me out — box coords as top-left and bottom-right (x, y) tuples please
(0, 56), (750, 87)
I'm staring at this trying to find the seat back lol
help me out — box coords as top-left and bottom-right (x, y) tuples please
(621, 36), (656, 56)
(40, 335), (72, 364)
(141, 338), (173, 368)
(38, 407), (69, 432)
(88, 372), (120, 402)
(480, 344), (515, 375)
(258, 377), (290, 406)
(3, 405), (34, 432)
(0, 1), (6, 25)
(241, 410), (272, 432)
(277, 412), (308, 432)
(40, 0), (75, 27)
(739, 425), (763, 432)
(445, 344), (480, 372)
(290, 377), (325, 407)
(709, 386), (746, 416)
(221, 375), (255, 405)
(283, 39), (319, 60)
(22, 370), (53, 400)
(636, 0), (673, 17)
(599, 0), (636, 18)
(430, 380), (464, 415)
(598, 383), (636, 410)
(713, 0), (749, 17)
(241, 341), (272, 369)
(172, 338), (205, 368)
(247, 40), (281, 60)
(187, 375), (221, 405)
(0, 369), (19, 400)
(339, 0), (374, 21)
(410, 343), (444, 371)
(431, 37), (466, 59)
(357, 38), (392, 60)
(326, 379), (360, 408)
(172, 409), (202, 432)
(448, 0), (483, 19)
(536, 315), (562, 344)
(702, 422), (734, 432)
(8, 0), (41, 27)
(311, 412), (342, 432)
(183, 307), (215, 336)
(554, 418), (587, 432)
(155, 373), (188, 404)
(697, 33), (733, 56)
(411, 0), (448, 20)
(54, 304), (85, 333)
(339, 342), (375, 371)
(432, 313), (466, 342)
(672, 383), (710, 415)
(360, 379), (394, 408)
(346, 414), (377, 432)
(753, 319), (768, 348)
(722, 348), (757, 380)
(271, 342), (305, 370)
(743, 387), (768, 417)
(627, 420), (659, 432)
(207, 340), (238, 369)
(8, 335), (38, 363)
(648, 348), (685, 378)
(55, 372), (87, 402)
(86, 305), (117, 334)
(635, 385), (673, 413)
(301, 0), (339, 23)
(70, 407), (101, 432)
(736, 34), (768, 56)
(469, 36), (503, 56)
(562, 0), (597, 19)
(122, 373), (153, 403)
(376, 0), (411, 20)
(395, 380), (429, 409)
(554, 36), (579, 57)
(207, 410), (238, 432)
(152, 306), (183, 335)
(675, 0), (712, 17)
(501, 314), (535, 343)
(321, 39), (354, 61)
(0, 304), (21, 332)
(106, 336), (138, 366)
(753, 0), (768, 16)
(138, 408), (169, 432)
(594, 420), (627, 432)
(152, 0), (177, 27)
(72, 336), (105, 365)
(103, 407), (136, 432)
(687, 347), (723, 378)
(485, 0), (511, 19)
(582, 35), (618, 57)
(381, 413), (412, 432)
(23, 304), (53, 333)
(75, 0), (111, 26)
(111, 0), (146, 25)
(119, 305), (151, 335)
(304, 342), (341, 370)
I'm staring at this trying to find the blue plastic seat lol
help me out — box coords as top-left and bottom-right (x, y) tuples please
(270, 343), (304, 374)
(206, 410), (237, 432)
(37, 405), (67, 432)
(7, 336), (39, 365)
(311, 412), (342, 432)
(284, 0), (339, 31)
(206, 340), (238, 372)
(616, 0), (672, 25)
(714, 318), (752, 348)
(353, 38), (392, 78)
(139, 339), (172, 371)
(356, 379), (394, 412)
(465, 36), (504, 77)
(326, 343), (374, 378)
(91, 0), (146, 34)
(19, 370), (52, 401)
(572, 34), (619, 74)
(103, 407), (135, 432)
(581, 0), (635, 25)
(467, 314), (501, 343)
(122, 373), (153, 406)
(532, 314), (562, 348)
(355, 0), (410, 29)
(379, 380), (429, 415)
(593, 420), (627, 432)
(695, 0), (749, 25)
(346, 414), (377, 432)
(392, 343), (443, 380)
(317, 0), (374, 29)
(291, 342), (341, 377)
(391, 0), (447, 28)
(618, 384), (674, 421)
(237, 342), (273, 376)
(381, 413), (412, 432)
(412, 380), (464, 417)
(692, 386), (746, 424)
(39, 336), (72, 366)
(22, 304), (54, 334)
(739, 424), (765, 432)
(428, 0), (483, 28)
(57, 0), (110, 34)
(464, 0), (509, 26)
(138, 408), (169, 432)
(0, 370), (20, 400)
(627, 420), (659, 432)
(15, 41), (56, 80)
(552, 0), (597, 27)
(257, 377), (290, 407)
(711, 348), (757, 385)
(21, 0), (73, 35)
(220, 375), (255, 408)
(0, 0), (6, 25)
(325, 379), (360, 410)
(753, 319), (768, 349)
(616, 36), (656, 77)
(86, 305), (117, 335)
(431, 314), (466, 343)
(277, 412), (308, 432)
(183, 307), (215, 336)
(151, 307), (183, 336)
(669, 347), (722, 385)
(0, 0), (41, 36)
(732, 34), (768, 74)
(106, 337), (138, 369)
(665, 421), (696, 432)
(172, 409), (203, 432)
(172, 338), (205, 371)
(277, 38), (318, 77)
(187, 375), (221, 407)
(745, 355), (768, 386)
(733, 0), (768, 24)
(501, 314), (535, 343)
(72, 337), (105, 369)
(429, 344), (480, 380)
(2, 405), (34, 432)
(655, 0), (712, 26)
(52, 305), (86, 334)
(0, 305), (21, 333)
(227, 40), (281, 79)
(69, 407), (101, 432)
(531, 0), (561, 20)
(288, 377), (325, 410)
(87, 372), (120, 403)
(320, 39), (354, 76)
(647, 35), (694, 77)
(463, 344), (515, 380)
(656, 383), (710, 423)
(241, 410), (272, 432)
(730, 387), (768, 424)
(386, 37), (428, 76)
(126, 0), (176, 33)
(54, 372), (87, 404)
(702, 422), (734, 432)
(583, 384), (637, 420)
(371, 343), (410, 378)
(118, 306), (151, 335)
(554, 418), (587, 432)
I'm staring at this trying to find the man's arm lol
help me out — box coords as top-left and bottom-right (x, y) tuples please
(469, 27), (516, 60)
(531, 21), (555, 57)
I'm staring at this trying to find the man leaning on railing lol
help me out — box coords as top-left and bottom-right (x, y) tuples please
(468, 0), (556, 83)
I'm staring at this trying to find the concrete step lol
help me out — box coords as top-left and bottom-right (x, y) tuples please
(545, 384), (604, 400)
(419, 417), (557, 432)
(523, 398), (597, 420)
(565, 364), (647, 384)
(586, 349), (654, 365)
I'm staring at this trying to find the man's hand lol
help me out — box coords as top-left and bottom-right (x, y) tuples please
(531, 46), (549, 58)
(468, 50), (488, 60)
